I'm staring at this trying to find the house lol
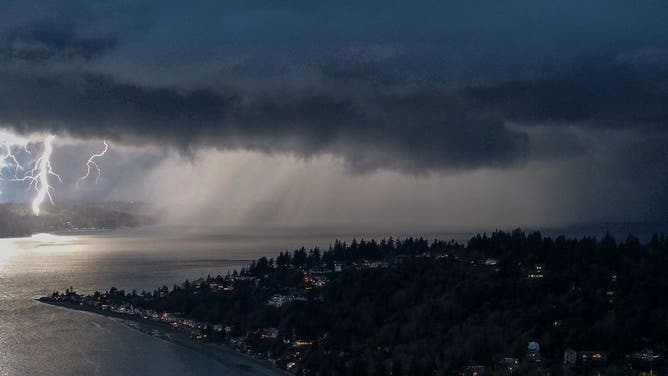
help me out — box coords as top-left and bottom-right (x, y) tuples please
(577, 351), (607, 367)
(499, 357), (519, 372)
(267, 294), (292, 308)
(527, 265), (544, 278)
(190, 329), (206, 341)
(193, 278), (206, 288)
(261, 328), (279, 339)
(293, 340), (313, 347)
(484, 258), (499, 266)
(527, 341), (542, 364)
(461, 365), (486, 376)
(313, 276), (328, 287)
(563, 348), (577, 365)
(528, 341), (540, 353)
(631, 348), (658, 363)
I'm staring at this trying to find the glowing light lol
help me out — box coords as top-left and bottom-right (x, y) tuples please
(76, 140), (109, 187)
(0, 143), (23, 177)
(0, 131), (28, 192)
(14, 135), (62, 216)
(29, 233), (77, 243)
(0, 129), (111, 216)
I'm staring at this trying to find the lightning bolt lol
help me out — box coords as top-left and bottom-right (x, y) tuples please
(0, 132), (26, 197)
(0, 142), (23, 178)
(1, 130), (110, 216)
(13, 135), (62, 216)
(76, 141), (109, 187)
(0, 132), (25, 179)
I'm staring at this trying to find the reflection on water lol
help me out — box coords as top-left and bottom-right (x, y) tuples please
(4, 225), (457, 375)
(0, 226), (318, 376)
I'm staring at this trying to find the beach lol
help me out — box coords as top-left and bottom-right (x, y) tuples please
(39, 300), (290, 376)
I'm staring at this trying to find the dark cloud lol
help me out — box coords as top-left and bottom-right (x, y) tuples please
(0, 19), (116, 62)
(0, 70), (528, 172)
(0, 0), (665, 175)
(0, 0), (666, 226)
(468, 63), (668, 129)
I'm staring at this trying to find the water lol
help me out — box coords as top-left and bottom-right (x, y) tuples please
(0, 226), (356, 376)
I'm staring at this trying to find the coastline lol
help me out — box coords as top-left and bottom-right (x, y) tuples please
(38, 300), (290, 376)
(0, 226), (133, 240)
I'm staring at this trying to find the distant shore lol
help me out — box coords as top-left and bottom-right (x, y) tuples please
(0, 202), (157, 239)
(38, 299), (289, 376)
(0, 227), (130, 239)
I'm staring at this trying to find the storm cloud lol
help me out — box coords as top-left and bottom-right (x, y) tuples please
(0, 0), (666, 224)
(0, 0), (665, 171)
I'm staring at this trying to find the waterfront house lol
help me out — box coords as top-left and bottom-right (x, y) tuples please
(499, 357), (519, 372)
(527, 341), (542, 364)
(577, 351), (607, 367)
(484, 258), (499, 266)
(461, 365), (486, 376)
(261, 328), (279, 339)
(267, 294), (292, 308)
(630, 348), (659, 366)
(563, 348), (577, 365)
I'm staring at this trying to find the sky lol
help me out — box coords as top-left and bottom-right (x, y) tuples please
(0, 0), (666, 229)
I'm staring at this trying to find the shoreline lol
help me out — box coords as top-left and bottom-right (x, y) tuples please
(0, 226), (136, 240)
(38, 300), (290, 376)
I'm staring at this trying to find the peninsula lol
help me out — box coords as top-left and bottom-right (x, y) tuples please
(41, 230), (668, 375)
